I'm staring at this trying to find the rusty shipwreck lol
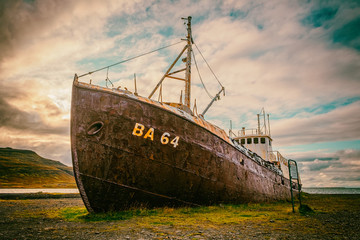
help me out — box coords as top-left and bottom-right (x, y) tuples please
(71, 16), (300, 213)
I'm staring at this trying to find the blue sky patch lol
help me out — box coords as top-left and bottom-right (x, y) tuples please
(257, 24), (264, 30)
(159, 27), (174, 37)
(106, 15), (129, 38)
(304, 96), (360, 115)
(229, 9), (248, 20)
(192, 15), (208, 25)
(332, 17), (360, 51)
(297, 157), (339, 162)
(271, 96), (360, 120)
(301, 7), (338, 28)
(281, 139), (360, 153)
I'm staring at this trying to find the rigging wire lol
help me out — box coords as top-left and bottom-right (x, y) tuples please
(78, 40), (184, 78)
(105, 67), (114, 88)
(191, 50), (214, 99)
(193, 42), (224, 88)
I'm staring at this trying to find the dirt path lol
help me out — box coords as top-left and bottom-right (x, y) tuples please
(0, 193), (359, 239)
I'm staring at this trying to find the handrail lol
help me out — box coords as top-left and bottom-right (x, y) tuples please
(288, 159), (302, 213)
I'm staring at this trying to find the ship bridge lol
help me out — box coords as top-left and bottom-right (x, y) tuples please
(233, 127), (273, 162)
(231, 109), (289, 177)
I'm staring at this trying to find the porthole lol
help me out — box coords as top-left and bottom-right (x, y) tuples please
(87, 121), (104, 135)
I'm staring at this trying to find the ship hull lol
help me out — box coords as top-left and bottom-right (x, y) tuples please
(71, 81), (298, 212)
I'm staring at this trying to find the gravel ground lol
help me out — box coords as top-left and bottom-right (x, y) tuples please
(0, 194), (359, 239)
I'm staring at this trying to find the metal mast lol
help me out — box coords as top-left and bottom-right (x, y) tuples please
(184, 16), (193, 108)
(148, 16), (193, 109)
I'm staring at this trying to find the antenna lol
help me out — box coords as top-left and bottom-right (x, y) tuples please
(257, 108), (271, 135)
(267, 113), (271, 136)
(229, 120), (233, 137)
(263, 109), (267, 135)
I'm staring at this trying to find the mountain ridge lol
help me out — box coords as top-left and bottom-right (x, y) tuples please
(0, 147), (76, 188)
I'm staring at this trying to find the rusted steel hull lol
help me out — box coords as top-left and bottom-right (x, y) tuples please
(71, 80), (298, 213)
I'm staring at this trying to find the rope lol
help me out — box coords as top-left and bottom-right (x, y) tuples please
(194, 42), (224, 88)
(192, 50), (213, 99)
(78, 41), (184, 78)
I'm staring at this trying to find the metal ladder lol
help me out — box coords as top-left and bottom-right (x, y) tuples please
(288, 159), (302, 212)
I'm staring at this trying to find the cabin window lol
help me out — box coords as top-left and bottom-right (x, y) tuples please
(247, 138), (252, 144)
(261, 137), (266, 144)
(241, 139), (245, 145)
(254, 138), (259, 144)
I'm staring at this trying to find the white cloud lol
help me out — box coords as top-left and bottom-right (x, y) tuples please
(294, 149), (360, 187)
(270, 101), (360, 146)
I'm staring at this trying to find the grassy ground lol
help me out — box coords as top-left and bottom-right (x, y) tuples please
(0, 193), (359, 239)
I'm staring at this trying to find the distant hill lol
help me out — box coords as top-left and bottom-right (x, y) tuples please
(0, 147), (76, 188)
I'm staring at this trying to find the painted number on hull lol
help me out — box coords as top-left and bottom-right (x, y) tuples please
(132, 123), (180, 148)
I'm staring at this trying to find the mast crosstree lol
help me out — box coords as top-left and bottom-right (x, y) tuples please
(148, 16), (193, 107)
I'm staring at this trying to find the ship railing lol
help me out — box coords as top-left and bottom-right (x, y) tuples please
(268, 151), (278, 164)
(235, 128), (273, 138)
(229, 129), (237, 138)
(270, 151), (288, 167)
(238, 128), (259, 137)
(230, 128), (261, 138)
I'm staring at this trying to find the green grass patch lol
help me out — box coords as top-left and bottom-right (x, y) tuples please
(14, 206), (61, 219)
(57, 201), (299, 228)
(5, 194), (360, 238)
(60, 207), (163, 222)
(61, 207), (88, 221)
(15, 193), (357, 232)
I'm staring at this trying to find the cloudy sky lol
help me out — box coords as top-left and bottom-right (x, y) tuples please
(1, 0), (359, 188)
